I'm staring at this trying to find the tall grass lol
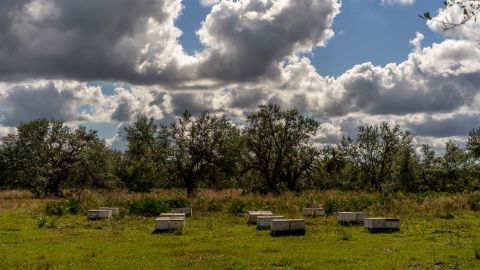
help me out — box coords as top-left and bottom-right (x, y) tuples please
(1, 189), (479, 218)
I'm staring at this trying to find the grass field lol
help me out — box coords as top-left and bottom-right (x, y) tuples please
(1, 190), (480, 269)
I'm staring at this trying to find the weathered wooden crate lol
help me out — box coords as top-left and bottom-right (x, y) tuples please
(247, 211), (274, 224)
(256, 216), (285, 230)
(86, 209), (112, 220)
(270, 219), (305, 236)
(301, 208), (325, 217)
(171, 207), (192, 217)
(338, 212), (368, 225)
(98, 207), (120, 216)
(364, 218), (400, 233)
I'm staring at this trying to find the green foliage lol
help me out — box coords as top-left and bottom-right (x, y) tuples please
(244, 104), (319, 194)
(167, 197), (191, 208)
(129, 198), (168, 217)
(324, 196), (375, 215)
(128, 197), (190, 216)
(228, 199), (246, 216)
(0, 119), (117, 197)
(469, 192), (480, 211)
(45, 198), (83, 216)
(65, 197), (82, 215)
(45, 202), (66, 216)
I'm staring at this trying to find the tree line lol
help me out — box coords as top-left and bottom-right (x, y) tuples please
(1, 104), (480, 197)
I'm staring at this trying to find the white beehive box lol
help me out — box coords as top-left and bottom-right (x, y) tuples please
(302, 208), (325, 217)
(160, 213), (186, 218)
(155, 217), (185, 232)
(247, 211), (274, 224)
(86, 209), (112, 220)
(155, 217), (171, 230)
(171, 208), (192, 217)
(169, 218), (185, 230)
(256, 216), (285, 230)
(364, 218), (400, 232)
(270, 219), (306, 236)
(338, 212), (368, 225)
(99, 207), (120, 216)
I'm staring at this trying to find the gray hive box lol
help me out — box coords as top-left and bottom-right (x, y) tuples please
(98, 207), (120, 216)
(247, 211), (274, 225)
(169, 218), (185, 230)
(160, 213), (186, 218)
(155, 217), (171, 231)
(270, 219), (305, 236)
(364, 218), (400, 233)
(302, 208), (325, 217)
(256, 215), (285, 230)
(155, 217), (185, 232)
(171, 207), (192, 217)
(338, 212), (368, 225)
(86, 209), (112, 220)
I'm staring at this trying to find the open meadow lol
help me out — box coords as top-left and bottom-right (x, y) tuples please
(1, 190), (480, 269)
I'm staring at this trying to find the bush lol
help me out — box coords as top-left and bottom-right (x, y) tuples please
(45, 201), (66, 216)
(469, 192), (480, 211)
(129, 198), (168, 217)
(65, 197), (82, 214)
(228, 199), (246, 216)
(166, 197), (191, 208)
(207, 200), (223, 212)
(324, 198), (340, 214)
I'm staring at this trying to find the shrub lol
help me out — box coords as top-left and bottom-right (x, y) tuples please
(468, 192), (480, 211)
(324, 198), (341, 214)
(45, 201), (66, 216)
(207, 200), (223, 212)
(228, 199), (246, 216)
(65, 197), (82, 214)
(166, 197), (191, 208)
(129, 198), (168, 217)
(37, 216), (48, 228)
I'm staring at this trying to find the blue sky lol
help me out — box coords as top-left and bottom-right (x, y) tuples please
(176, 1), (445, 77)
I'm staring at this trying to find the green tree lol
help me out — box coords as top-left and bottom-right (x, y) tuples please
(441, 140), (472, 192)
(0, 119), (115, 197)
(351, 123), (413, 192)
(169, 111), (242, 197)
(124, 115), (169, 191)
(467, 128), (480, 159)
(244, 104), (319, 194)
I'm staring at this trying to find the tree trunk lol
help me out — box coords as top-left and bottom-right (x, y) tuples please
(186, 177), (197, 198)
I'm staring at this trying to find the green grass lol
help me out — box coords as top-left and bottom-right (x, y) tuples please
(1, 209), (480, 269)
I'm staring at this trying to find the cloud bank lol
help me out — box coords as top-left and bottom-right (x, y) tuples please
(0, 0), (479, 152)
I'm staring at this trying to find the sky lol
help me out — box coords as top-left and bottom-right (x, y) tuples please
(0, 0), (479, 152)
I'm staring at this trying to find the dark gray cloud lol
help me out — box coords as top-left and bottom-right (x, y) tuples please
(0, 81), (98, 126)
(0, 0), (182, 84)
(406, 114), (480, 138)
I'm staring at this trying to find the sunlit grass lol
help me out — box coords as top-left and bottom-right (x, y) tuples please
(1, 191), (480, 269)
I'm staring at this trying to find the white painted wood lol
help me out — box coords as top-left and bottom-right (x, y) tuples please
(98, 207), (120, 216)
(338, 212), (368, 224)
(86, 210), (112, 220)
(171, 208), (192, 217)
(270, 219), (290, 232)
(301, 208), (325, 217)
(364, 218), (400, 232)
(247, 211), (274, 224)
(257, 216), (285, 229)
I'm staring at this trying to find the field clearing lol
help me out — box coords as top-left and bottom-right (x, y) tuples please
(1, 190), (480, 269)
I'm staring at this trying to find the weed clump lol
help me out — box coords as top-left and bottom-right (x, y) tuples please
(228, 199), (246, 216)
(128, 197), (190, 216)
